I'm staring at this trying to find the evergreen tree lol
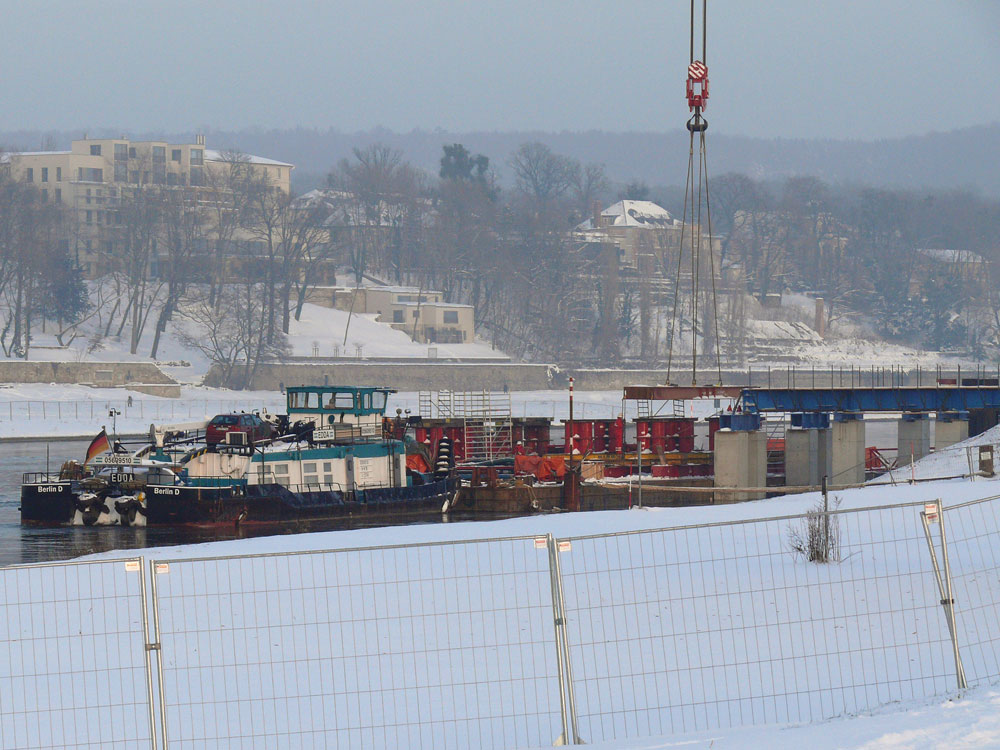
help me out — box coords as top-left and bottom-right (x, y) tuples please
(439, 144), (490, 184)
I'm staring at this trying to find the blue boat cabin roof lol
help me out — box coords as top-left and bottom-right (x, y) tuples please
(286, 386), (395, 416)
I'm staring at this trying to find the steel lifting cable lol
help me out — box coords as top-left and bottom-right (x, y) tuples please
(665, 0), (719, 386)
(665, 133), (694, 383)
(702, 135), (723, 384)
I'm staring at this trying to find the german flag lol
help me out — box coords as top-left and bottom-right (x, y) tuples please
(85, 428), (111, 465)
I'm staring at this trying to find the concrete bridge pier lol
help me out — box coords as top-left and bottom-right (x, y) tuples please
(785, 413), (832, 488)
(897, 412), (931, 466)
(935, 411), (969, 452)
(831, 413), (866, 485)
(714, 413), (767, 503)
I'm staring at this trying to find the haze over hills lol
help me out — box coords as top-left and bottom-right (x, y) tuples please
(3, 124), (998, 196)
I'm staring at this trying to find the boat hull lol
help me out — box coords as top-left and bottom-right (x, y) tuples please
(21, 478), (454, 527)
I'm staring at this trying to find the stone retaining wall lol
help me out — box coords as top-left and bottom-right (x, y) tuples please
(0, 361), (176, 386)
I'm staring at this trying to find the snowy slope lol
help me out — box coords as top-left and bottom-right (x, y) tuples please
(286, 302), (504, 360)
(870, 423), (1000, 484)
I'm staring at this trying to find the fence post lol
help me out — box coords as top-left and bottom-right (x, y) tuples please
(545, 535), (581, 744)
(150, 560), (169, 750)
(545, 534), (573, 745)
(137, 558), (160, 750)
(551, 536), (581, 744)
(920, 499), (968, 689)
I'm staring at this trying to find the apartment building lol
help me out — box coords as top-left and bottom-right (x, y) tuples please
(5, 135), (293, 277)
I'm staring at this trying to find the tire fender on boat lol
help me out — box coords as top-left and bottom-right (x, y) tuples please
(72, 491), (118, 526)
(115, 492), (148, 527)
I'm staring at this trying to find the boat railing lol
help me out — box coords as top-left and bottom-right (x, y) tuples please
(250, 481), (349, 494)
(22, 472), (69, 485)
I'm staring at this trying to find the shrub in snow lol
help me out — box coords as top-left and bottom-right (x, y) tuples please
(788, 496), (841, 563)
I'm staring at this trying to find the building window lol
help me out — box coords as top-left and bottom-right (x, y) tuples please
(189, 166), (204, 186)
(78, 167), (102, 182)
(25, 168), (33, 182)
(86, 210), (93, 224)
(171, 149), (181, 162)
(54, 188), (61, 201)
(41, 167), (48, 183)
(114, 162), (126, 182)
(90, 145), (101, 156)
(129, 147), (136, 158)
(114, 143), (127, 159)
(443, 310), (459, 324)
(130, 170), (139, 183)
(56, 167), (61, 181)
(190, 148), (203, 166)
(41, 189), (47, 202)
(152, 146), (165, 161)
(392, 309), (404, 323)
(167, 172), (177, 185)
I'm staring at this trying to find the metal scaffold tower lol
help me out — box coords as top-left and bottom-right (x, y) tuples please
(417, 390), (514, 462)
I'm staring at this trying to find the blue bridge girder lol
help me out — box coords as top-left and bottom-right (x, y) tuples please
(740, 387), (1000, 414)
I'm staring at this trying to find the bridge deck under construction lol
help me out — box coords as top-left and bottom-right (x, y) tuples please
(624, 383), (1000, 413)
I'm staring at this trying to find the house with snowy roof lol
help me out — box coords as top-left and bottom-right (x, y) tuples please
(574, 199), (714, 273)
(910, 248), (989, 296)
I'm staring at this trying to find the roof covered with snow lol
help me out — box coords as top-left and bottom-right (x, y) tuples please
(204, 149), (293, 168)
(916, 248), (986, 264)
(576, 200), (677, 231)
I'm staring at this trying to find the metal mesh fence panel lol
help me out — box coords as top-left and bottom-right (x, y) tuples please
(941, 494), (1000, 688)
(556, 502), (956, 744)
(0, 558), (153, 750)
(151, 537), (564, 749)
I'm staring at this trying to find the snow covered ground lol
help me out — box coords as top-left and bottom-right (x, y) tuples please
(11, 293), (507, 385)
(5, 392), (1000, 748)
(540, 686), (1000, 749)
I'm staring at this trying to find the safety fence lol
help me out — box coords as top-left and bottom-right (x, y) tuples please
(2, 495), (999, 749)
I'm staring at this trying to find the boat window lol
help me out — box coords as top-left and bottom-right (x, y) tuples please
(371, 391), (387, 410)
(306, 392), (319, 408)
(272, 463), (290, 487)
(334, 392), (354, 409)
(303, 462), (317, 473)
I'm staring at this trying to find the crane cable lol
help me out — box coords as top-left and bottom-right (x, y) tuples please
(665, 0), (723, 386)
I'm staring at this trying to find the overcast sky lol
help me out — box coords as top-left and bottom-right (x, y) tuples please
(3, 0), (998, 140)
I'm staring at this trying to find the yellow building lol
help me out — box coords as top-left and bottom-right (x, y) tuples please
(4, 135), (293, 277)
(304, 285), (476, 344)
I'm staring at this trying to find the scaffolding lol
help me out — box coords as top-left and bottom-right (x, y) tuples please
(418, 390), (514, 462)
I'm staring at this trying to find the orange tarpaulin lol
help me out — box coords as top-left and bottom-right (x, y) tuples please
(406, 453), (430, 473)
(514, 454), (567, 482)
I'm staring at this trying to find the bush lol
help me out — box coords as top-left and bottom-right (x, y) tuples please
(788, 496), (841, 563)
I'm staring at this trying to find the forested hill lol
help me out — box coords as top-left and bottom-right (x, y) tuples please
(4, 123), (998, 195)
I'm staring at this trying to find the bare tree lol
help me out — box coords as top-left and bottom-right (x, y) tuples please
(509, 142), (578, 206)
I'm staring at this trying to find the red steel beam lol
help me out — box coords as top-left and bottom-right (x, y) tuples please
(623, 385), (744, 401)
